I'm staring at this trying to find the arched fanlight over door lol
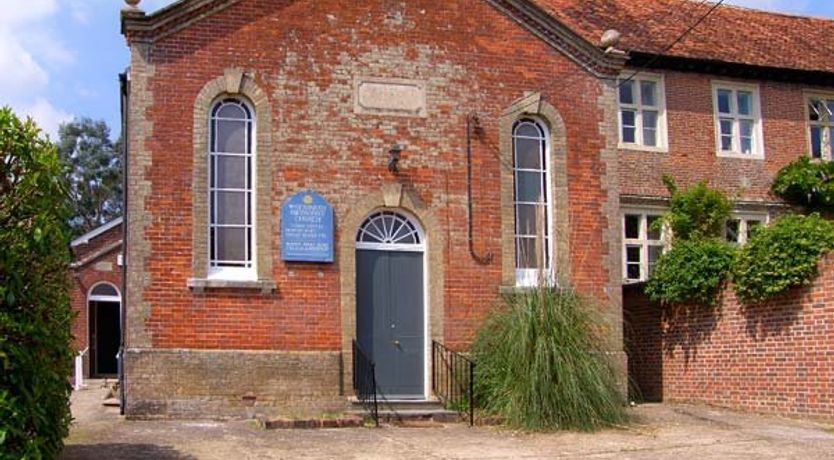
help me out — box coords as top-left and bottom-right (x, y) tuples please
(356, 211), (424, 250)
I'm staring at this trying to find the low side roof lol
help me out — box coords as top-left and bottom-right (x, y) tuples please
(533, 0), (834, 75)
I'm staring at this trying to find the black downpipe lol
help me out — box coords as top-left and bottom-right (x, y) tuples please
(118, 71), (129, 416)
(466, 113), (493, 265)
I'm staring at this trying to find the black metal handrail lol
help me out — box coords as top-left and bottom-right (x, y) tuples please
(432, 341), (475, 426)
(352, 340), (379, 427)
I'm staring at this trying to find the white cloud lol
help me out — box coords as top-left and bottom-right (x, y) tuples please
(23, 98), (73, 140)
(0, 0), (74, 138)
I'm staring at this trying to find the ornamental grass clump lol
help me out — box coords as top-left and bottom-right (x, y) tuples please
(471, 288), (628, 431)
(733, 213), (834, 302)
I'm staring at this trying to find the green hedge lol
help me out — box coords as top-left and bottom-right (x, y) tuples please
(0, 107), (74, 459)
(661, 176), (732, 241)
(733, 214), (834, 302)
(646, 239), (737, 306)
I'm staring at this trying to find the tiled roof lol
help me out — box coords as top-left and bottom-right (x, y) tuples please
(532, 0), (834, 74)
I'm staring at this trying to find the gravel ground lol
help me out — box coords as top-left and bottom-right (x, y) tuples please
(61, 383), (834, 459)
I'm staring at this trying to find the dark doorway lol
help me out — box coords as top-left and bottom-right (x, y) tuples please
(355, 211), (426, 399)
(88, 285), (121, 379)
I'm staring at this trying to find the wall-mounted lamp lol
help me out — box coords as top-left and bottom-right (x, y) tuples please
(388, 144), (403, 173)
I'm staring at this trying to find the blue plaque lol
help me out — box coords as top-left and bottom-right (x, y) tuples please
(281, 191), (335, 263)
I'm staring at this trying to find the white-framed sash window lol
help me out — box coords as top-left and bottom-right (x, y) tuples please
(513, 118), (553, 287)
(208, 98), (256, 280)
(807, 95), (834, 161)
(623, 212), (665, 283)
(713, 82), (764, 158)
(618, 74), (668, 151)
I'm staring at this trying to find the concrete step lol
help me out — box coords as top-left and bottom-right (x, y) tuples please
(349, 396), (445, 412)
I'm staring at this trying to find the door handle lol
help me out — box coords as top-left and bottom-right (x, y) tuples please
(393, 340), (401, 348)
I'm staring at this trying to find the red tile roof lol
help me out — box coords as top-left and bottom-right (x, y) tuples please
(532, 0), (834, 74)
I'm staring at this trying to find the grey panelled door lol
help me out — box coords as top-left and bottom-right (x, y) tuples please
(356, 249), (425, 398)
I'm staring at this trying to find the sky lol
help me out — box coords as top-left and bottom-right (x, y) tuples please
(1, 0), (832, 140)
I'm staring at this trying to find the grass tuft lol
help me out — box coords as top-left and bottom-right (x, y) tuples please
(472, 287), (628, 431)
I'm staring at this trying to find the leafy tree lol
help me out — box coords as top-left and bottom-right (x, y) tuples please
(771, 156), (834, 210)
(660, 176), (732, 241)
(57, 118), (122, 236)
(0, 107), (74, 459)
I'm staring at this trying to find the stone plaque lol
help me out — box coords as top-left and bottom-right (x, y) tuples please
(354, 77), (427, 117)
(281, 191), (335, 263)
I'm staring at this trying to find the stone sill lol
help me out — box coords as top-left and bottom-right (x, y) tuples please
(187, 278), (276, 294)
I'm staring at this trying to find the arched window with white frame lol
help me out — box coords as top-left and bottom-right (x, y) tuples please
(513, 118), (553, 287)
(209, 98), (255, 279)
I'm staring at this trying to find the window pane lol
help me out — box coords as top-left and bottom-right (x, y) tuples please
(517, 238), (538, 269)
(217, 103), (247, 120)
(717, 89), (732, 114)
(621, 110), (636, 143)
(91, 284), (118, 297)
(740, 120), (754, 153)
(640, 80), (657, 107)
(626, 263), (641, 280)
(726, 219), (740, 243)
(215, 191), (246, 225)
(619, 80), (635, 105)
(515, 122), (541, 138)
(648, 245), (663, 275)
(215, 227), (246, 262)
(624, 215), (640, 239)
(809, 100), (822, 122)
(826, 100), (834, 122)
(737, 91), (753, 116)
(215, 155), (247, 189)
(830, 127), (834, 157)
(626, 245), (641, 263)
(516, 171), (544, 203)
(810, 127), (822, 158)
(516, 204), (539, 236)
(720, 119), (734, 136)
(646, 216), (662, 240)
(643, 111), (658, 147)
(216, 120), (247, 154)
(514, 137), (543, 170)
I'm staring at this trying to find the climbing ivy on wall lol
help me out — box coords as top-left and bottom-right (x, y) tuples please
(771, 157), (834, 210)
(645, 178), (736, 306)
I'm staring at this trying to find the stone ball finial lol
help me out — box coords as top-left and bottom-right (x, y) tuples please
(600, 29), (622, 49)
(123, 0), (142, 12)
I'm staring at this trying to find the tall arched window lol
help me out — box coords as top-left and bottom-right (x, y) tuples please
(209, 98), (255, 278)
(513, 118), (552, 286)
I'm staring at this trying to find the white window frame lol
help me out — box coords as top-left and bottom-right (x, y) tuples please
(208, 98), (257, 281)
(805, 92), (834, 161)
(622, 210), (667, 284)
(513, 118), (554, 288)
(725, 213), (768, 246)
(617, 73), (668, 152)
(712, 81), (765, 159)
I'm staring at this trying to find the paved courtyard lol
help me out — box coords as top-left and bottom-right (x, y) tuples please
(62, 384), (834, 459)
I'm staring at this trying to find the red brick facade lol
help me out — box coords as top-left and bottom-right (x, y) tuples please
(626, 254), (834, 418)
(70, 220), (123, 377)
(119, 0), (834, 418)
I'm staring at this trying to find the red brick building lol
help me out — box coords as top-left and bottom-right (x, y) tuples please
(70, 218), (124, 380)
(118, 0), (834, 418)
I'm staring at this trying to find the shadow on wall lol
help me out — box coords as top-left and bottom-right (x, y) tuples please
(60, 444), (197, 460)
(661, 293), (723, 367)
(742, 288), (804, 341)
(622, 283), (664, 402)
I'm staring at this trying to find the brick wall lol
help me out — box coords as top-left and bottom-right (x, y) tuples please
(125, 0), (618, 352)
(625, 253), (834, 418)
(122, 0), (624, 418)
(70, 222), (123, 377)
(619, 70), (830, 202)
